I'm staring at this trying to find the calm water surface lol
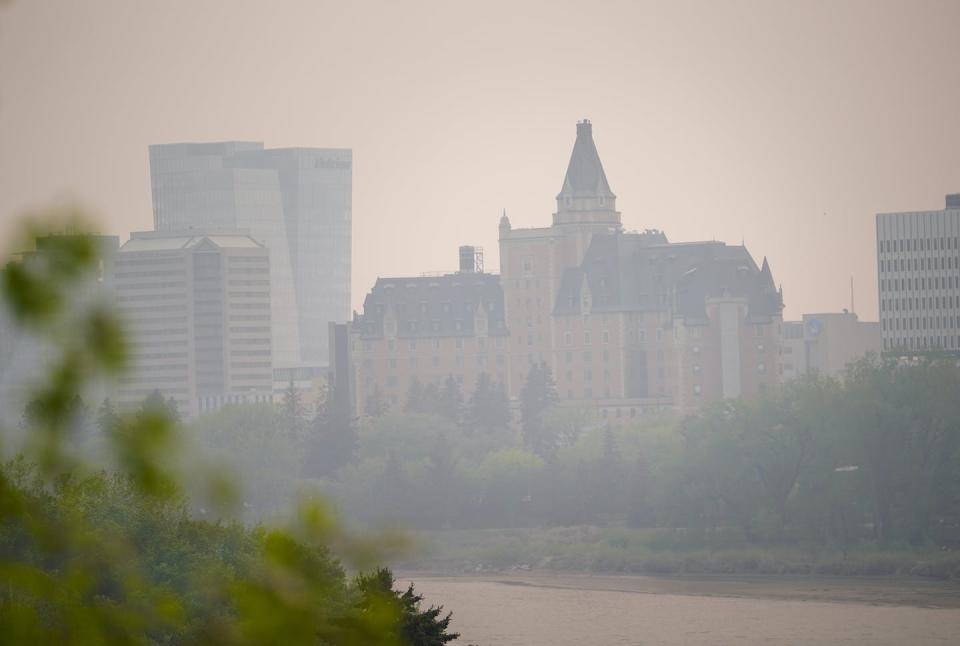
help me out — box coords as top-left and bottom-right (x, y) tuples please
(406, 576), (960, 645)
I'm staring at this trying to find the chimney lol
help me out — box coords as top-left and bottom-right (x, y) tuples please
(459, 245), (475, 273)
(947, 193), (960, 209)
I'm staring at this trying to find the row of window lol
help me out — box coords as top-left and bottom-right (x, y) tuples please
(879, 256), (958, 273)
(562, 330), (614, 345)
(374, 354), (508, 370)
(882, 316), (959, 332)
(878, 237), (959, 253)
(880, 275), (958, 293)
(883, 336), (960, 351)
(881, 295), (958, 312)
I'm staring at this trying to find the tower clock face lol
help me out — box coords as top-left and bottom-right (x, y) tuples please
(806, 318), (823, 337)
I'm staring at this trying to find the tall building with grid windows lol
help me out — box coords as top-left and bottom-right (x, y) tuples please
(876, 194), (960, 355)
(149, 142), (351, 369)
(113, 231), (273, 418)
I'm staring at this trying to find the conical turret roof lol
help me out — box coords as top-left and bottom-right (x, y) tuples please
(558, 119), (615, 199)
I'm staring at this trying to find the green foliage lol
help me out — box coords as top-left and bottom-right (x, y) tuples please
(520, 361), (560, 458)
(436, 377), (464, 425)
(354, 568), (459, 646)
(305, 380), (359, 478)
(0, 223), (455, 643)
(465, 373), (511, 440)
(325, 360), (960, 552)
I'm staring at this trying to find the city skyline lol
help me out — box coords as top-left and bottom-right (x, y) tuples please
(3, 1), (960, 322)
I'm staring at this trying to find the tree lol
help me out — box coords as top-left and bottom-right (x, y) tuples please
(280, 377), (306, 435)
(96, 397), (119, 434)
(304, 379), (358, 478)
(520, 361), (559, 458)
(405, 377), (425, 414)
(364, 385), (389, 418)
(466, 372), (511, 438)
(354, 568), (459, 646)
(139, 388), (179, 422)
(0, 219), (439, 644)
(436, 376), (463, 425)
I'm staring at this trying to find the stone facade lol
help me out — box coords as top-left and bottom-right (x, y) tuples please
(348, 120), (784, 417)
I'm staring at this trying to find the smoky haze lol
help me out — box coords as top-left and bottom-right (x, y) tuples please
(2, 0), (960, 320)
(4, 3), (960, 645)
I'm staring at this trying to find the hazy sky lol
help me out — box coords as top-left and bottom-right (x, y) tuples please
(2, 0), (959, 320)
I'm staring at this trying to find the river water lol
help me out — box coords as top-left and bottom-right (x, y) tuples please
(403, 574), (960, 645)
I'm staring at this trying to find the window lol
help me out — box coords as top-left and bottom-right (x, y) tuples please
(693, 384), (701, 396)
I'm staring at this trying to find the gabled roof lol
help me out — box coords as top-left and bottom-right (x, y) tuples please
(553, 232), (783, 322)
(120, 231), (264, 252)
(355, 272), (508, 339)
(557, 120), (615, 199)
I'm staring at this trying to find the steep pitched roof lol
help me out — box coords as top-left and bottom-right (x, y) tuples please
(558, 120), (615, 199)
(553, 233), (783, 322)
(355, 272), (508, 339)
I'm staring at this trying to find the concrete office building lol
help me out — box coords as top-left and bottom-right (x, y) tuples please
(876, 194), (960, 355)
(149, 142), (352, 370)
(781, 312), (880, 380)
(113, 231), (273, 418)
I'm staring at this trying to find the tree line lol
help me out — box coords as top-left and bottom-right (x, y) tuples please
(179, 353), (960, 548)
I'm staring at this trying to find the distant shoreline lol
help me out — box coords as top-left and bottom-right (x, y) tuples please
(394, 527), (960, 583)
(397, 570), (960, 609)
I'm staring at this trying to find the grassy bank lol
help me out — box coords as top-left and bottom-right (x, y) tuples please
(398, 527), (960, 580)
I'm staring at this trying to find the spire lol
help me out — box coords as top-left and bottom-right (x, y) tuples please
(758, 257), (775, 292)
(554, 120), (620, 227)
(558, 119), (615, 200)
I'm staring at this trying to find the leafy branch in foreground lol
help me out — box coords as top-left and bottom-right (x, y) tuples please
(0, 218), (459, 644)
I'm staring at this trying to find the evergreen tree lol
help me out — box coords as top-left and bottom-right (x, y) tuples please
(405, 377), (425, 413)
(304, 379), (358, 477)
(520, 361), (559, 458)
(139, 389), (179, 423)
(436, 375), (463, 425)
(466, 372), (511, 436)
(420, 382), (440, 416)
(354, 568), (460, 645)
(364, 384), (389, 418)
(96, 398), (119, 434)
(280, 377), (305, 436)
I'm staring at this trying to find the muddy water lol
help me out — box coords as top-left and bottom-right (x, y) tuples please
(403, 574), (960, 645)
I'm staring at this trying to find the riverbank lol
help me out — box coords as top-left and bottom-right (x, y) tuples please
(399, 574), (960, 645)
(399, 571), (960, 609)
(396, 526), (960, 581)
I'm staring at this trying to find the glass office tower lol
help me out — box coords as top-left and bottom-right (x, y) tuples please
(149, 142), (352, 368)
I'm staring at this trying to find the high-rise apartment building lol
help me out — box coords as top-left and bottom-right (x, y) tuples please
(113, 231), (273, 418)
(149, 142), (352, 369)
(876, 194), (960, 355)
